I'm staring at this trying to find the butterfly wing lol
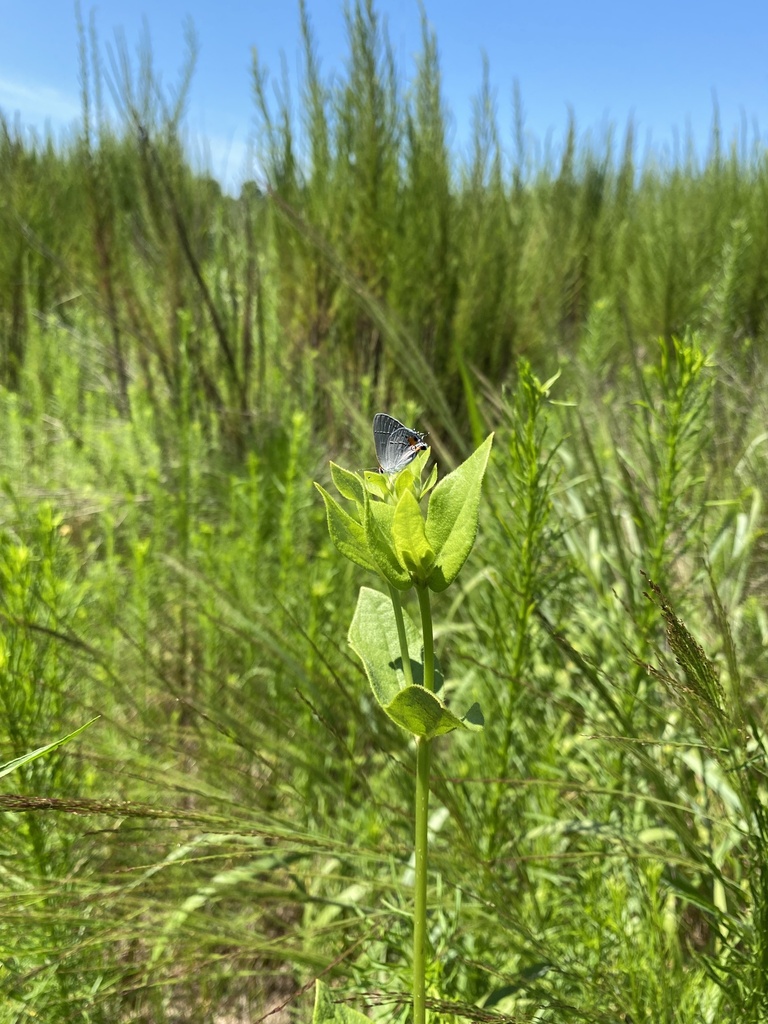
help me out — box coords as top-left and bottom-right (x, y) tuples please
(372, 413), (428, 473)
(372, 413), (402, 468)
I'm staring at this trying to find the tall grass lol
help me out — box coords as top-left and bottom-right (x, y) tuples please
(1, 2), (768, 1022)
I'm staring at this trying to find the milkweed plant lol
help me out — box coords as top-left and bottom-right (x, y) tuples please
(315, 416), (494, 1024)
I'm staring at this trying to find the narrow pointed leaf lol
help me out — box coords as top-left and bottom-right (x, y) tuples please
(0, 718), (100, 780)
(421, 462), (439, 497)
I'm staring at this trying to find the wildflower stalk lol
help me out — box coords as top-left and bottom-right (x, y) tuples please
(389, 583), (415, 688)
(413, 734), (430, 1024)
(413, 583), (435, 1024)
(316, 428), (493, 1024)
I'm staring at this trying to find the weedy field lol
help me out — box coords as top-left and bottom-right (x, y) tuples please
(1, 3), (768, 1023)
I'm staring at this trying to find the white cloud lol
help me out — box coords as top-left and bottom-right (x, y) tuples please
(0, 75), (81, 130)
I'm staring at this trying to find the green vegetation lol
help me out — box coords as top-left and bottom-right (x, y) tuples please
(2, 2), (768, 1022)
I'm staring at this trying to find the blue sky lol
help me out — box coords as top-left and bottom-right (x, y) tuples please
(1, 1), (766, 191)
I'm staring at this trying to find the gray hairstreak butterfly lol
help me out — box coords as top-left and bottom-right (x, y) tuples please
(373, 413), (428, 474)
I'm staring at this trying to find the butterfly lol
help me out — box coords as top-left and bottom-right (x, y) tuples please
(373, 413), (428, 474)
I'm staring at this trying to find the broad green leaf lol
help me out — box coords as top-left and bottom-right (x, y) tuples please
(348, 588), (482, 738)
(0, 718), (100, 780)
(316, 484), (378, 573)
(330, 461), (365, 504)
(425, 433), (494, 592)
(313, 980), (373, 1024)
(392, 490), (435, 581)
(348, 586), (442, 691)
(363, 496), (412, 590)
(348, 587), (421, 708)
(386, 685), (482, 738)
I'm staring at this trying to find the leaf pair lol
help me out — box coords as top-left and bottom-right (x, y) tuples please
(349, 587), (483, 739)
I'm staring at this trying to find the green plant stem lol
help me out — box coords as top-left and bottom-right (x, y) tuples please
(416, 585), (435, 693)
(414, 734), (430, 1024)
(389, 584), (415, 687)
(413, 584), (435, 1024)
